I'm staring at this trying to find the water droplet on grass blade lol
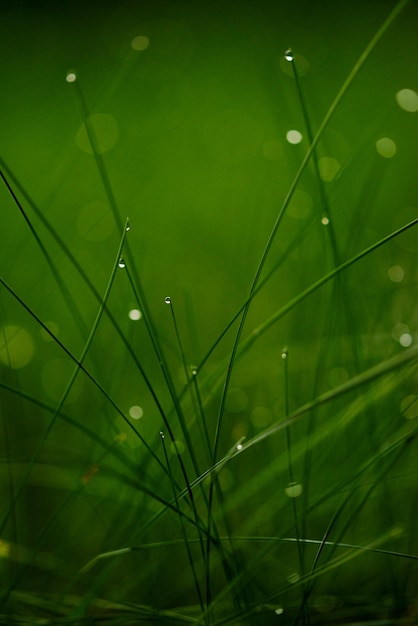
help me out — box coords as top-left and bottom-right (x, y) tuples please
(321, 216), (330, 225)
(284, 49), (294, 62)
(281, 349), (288, 359)
(285, 482), (303, 498)
(125, 219), (131, 231)
(118, 257), (126, 268)
(164, 296), (171, 305)
(66, 71), (77, 83)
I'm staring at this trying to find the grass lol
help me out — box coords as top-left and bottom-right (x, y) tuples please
(0, 0), (418, 623)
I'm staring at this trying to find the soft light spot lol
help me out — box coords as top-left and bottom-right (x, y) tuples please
(376, 137), (397, 159)
(285, 482), (303, 498)
(388, 265), (404, 282)
(314, 595), (337, 614)
(401, 395), (418, 420)
(128, 309), (142, 321)
(75, 113), (119, 154)
(275, 606), (284, 615)
(0, 540), (10, 558)
(287, 572), (300, 584)
(236, 443), (243, 451)
(399, 333), (412, 347)
(131, 35), (150, 51)
(65, 72), (77, 83)
(0, 326), (35, 369)
(129, 405), (144, 420)
(225, 388), (248, 413)
(263, 140), (284, 160)
(391, 322), (410, 342)
(40, 321), (59, 342)
(77, 200), (114, 241)
(396, 88), (418, 113)
(286, 130), (302, 145)
(170, 440), (185, 455)
(251, 406), (273, 428)
(318, 156), (341, 182)
(287, 190), (312, 219)
(321, 216), (330, 225)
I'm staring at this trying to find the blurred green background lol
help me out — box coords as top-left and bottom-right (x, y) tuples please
(0, 0), (417, 623)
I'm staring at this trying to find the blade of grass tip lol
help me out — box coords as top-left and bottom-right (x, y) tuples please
(0, 224), (166, 536)
(124, 278), (209, 553)
(0, 161), (170, 443)
(66, 70), (156, 359)
(0, 221), (127, 551)
(169, 210), (316, 444)
(0, 277), (165, 470)
(125, 267), (233, 591)
(208, 0), (411, 471)
(160, 431), (205, 614)
(183, 345), (418, 499)
(0, 164), (90, 342)
(194, 208), (316, 382)
(66, 72), (123, 233)
(191, 215), (417, 417)
(237, 217), (418, 361)
(287, 47), (340, 267)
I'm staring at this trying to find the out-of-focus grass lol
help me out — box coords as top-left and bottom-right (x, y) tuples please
(0, 0), (417, 623)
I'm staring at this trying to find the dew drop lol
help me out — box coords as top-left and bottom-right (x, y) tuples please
(285, 482), (303, 498)
(236, 443), (243, 451)
(65, 71), (77, 83)
(118, 257), (126, 268)
(281, 349), (288, 359)
(284, 49), (294, 62)
(191, 366), (198, 376)
(125, 219), (131, 232)
(160, 431), (165, 439)
(321, 216), (330, 225)
(275, 606), (284, 615)
(164, 296), (172, 305)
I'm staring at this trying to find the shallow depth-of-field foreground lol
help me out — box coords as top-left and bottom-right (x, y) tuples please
(1, 0), (418, 624)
